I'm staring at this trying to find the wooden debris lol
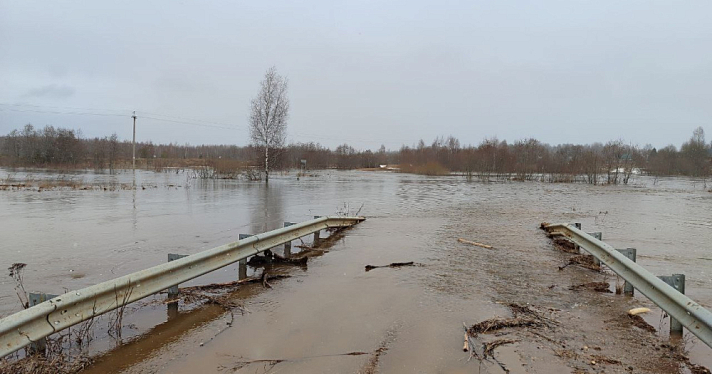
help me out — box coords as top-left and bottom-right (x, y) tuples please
(247, 253), (308, 266)
(457, 238), (493, 249)
(179, 274), (291, 293)
(467, 316), (544, 336)
(483, 339), (518, 358)
(364, 262), (416, 271)
(260, 271), (272, 289)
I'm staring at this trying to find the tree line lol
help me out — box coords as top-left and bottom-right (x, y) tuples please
(1, 123), (709, 183)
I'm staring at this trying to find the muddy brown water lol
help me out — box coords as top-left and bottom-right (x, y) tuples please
(1, 168), (711, 373)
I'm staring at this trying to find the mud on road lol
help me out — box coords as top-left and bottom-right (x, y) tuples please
(89, 216), (709, 373)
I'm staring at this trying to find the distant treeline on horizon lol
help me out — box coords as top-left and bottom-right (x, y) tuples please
(1, 124), (710, 184)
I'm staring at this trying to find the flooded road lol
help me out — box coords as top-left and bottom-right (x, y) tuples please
(1, 169), (711, 372)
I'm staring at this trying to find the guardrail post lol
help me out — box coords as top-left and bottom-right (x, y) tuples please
(615, 248), (637, 295)
(167, 254), (189, 298)
(588, 232), (602, 266)
(658, 274), (686, 336)
(28, 292), (58, 354)
(284, 222), (296, 256)
(313, 216), (322, 245)
(573, 223), (582, 252)
(238, 234), (253, 279)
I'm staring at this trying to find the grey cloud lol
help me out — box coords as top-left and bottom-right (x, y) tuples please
(22, 84), (75, 99)
(1, 1), (711, 148)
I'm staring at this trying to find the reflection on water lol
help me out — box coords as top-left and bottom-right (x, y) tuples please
(0, 168), (711, 319)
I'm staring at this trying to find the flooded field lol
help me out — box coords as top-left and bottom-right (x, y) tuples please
(1, 168), (711, 373)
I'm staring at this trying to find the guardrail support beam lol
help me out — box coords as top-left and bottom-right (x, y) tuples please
(313, 216), (322, 245)
(284, 222), (296, 256)
(588, 232), (602, 266)
(167, 254), (189, 298)
(239, 234), (253, 280)
(659, 274), (686, 336)
(615, 248), (637, 295)
(28, 293), (58, 354)
(573, 223), (582, 252)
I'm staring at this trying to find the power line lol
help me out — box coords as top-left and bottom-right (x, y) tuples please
(137, 110), (245, 130)
(0, 102), (131, 114)
(0, 103), (243, 131)
(140, 116), (241, 131)
(0, 107), (128, 118)
(0, 102), (420, 148)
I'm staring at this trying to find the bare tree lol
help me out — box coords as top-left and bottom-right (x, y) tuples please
(249, 66), (289, 182)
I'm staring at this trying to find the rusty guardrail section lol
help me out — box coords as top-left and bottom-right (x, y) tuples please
(0, 216), (365, 358)
(544, 223), (712, 348)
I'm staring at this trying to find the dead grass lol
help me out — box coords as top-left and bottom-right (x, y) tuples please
(0, 176), (134, 192)
(0, 354), (93, 374)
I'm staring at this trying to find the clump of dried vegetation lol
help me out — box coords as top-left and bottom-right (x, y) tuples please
(0, 175), (134, 192)
(558, 254), (602, 272)
(8, 263), (29, 309)
(0, 353), (93, 374)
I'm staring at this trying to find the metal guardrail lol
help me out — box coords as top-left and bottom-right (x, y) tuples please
(544, 223), (712, 348)
(0, 215), (365, 358)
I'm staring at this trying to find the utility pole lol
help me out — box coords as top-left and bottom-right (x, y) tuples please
(132, 111), (137, 170)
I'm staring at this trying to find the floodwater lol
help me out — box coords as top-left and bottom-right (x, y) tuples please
(1, 168), (711, 373)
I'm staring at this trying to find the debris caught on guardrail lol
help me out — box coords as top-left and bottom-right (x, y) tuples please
(247, 253), (308, 266)
(457, 238), (494, 249)
(558, 255), (601, 272)
(175, 274), (291, 295)
(364, 262), (417, 271)
(552, 237), (579, 254)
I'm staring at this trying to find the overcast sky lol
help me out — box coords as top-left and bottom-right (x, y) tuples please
(1, 1), (711, 150)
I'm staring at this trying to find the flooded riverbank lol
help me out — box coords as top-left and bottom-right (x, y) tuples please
(1, 168), (710, 372)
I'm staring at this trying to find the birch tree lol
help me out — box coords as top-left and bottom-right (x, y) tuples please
(249, 66), (289, 182)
